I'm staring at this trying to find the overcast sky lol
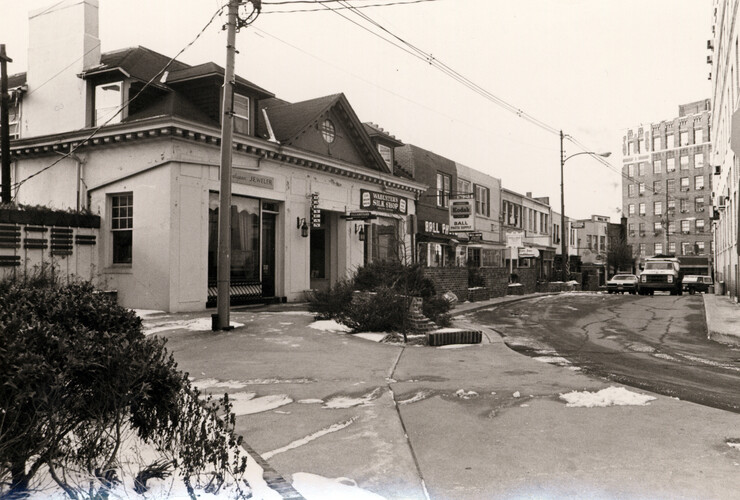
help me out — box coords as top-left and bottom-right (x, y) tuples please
(0, 0), (712, 220)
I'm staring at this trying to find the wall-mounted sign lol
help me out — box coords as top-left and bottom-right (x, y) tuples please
(232, 170), (274, 189)
(571, 221), (585, 229)
(449, 198), (474, 232)
(310, 193), (320, 228)
(341, 211), (377, 221)
(360, 189), (407, 214)
(468, 232), (483, 242)
(518, 247), (540, 258)
(506, 231), (524, 249)
(423, 220), (449, 234)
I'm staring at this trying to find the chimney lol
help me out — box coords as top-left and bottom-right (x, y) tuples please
(526, 192), (532, 198)
(24, 0), (101, 137)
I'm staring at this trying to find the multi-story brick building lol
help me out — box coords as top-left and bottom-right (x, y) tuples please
(709, 0), (740, 298)
(622, 100), (713, 269)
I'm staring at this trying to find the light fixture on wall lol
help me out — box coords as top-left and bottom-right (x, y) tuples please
(297, 217), (309, 238)
(355, 224), (365, 241)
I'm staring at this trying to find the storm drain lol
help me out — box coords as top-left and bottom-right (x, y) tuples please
(427, 328), (482, 347)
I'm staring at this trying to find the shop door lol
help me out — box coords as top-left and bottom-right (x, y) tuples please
(262, 212), (276, 297)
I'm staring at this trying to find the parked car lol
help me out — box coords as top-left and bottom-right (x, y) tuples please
(606, 274), (638, 294)
(683, 275), (713, 294)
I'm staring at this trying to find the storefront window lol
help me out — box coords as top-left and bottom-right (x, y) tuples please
(482, 248), (503, 267)
(373, 222), (400, 262)
(208, 193), (260, 284)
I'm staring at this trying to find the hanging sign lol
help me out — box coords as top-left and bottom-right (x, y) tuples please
(310, 193), (320, 228)
(506, 231), (524, 249)
(449, 198), (474, 232)
(360, 189), (407, 215)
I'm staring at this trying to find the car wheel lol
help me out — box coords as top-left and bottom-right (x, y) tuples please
(689, 289), (695, 295)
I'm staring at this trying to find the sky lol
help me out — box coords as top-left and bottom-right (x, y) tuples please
(0, 0), (712, 221)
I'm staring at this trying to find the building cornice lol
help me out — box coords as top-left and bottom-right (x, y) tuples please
(9, 116), (428, 196)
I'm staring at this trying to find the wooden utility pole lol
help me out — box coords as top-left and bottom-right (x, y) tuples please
(215, 1), (239, 331)
(560, 130), (568, 282)
(1, 45), (12, 204)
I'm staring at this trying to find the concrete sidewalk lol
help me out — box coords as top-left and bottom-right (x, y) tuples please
(704, 293), (740, 346)
(148, 292), (740, 499)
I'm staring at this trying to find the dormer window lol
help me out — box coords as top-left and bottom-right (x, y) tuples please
(378, 144), (392, 168)
(94, 82), (123, 126)
(233, 94), (250, 135)
(320, 119), (336, 143)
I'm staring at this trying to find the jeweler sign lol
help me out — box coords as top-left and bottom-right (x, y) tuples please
(360, 189), (407, 214)
(449, 198), (474, 232)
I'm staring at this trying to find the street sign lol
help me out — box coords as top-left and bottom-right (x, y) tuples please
(310, 193), (320, 227)
(571, 221), (585, 229)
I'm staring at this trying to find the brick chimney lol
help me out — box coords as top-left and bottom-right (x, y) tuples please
(24, 0), (101, 137)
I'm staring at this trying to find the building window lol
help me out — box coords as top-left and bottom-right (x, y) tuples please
(695, 128), (704, 144)
(638, 162), (646, 176)
(654, 201), (662, 215)
(653, 180), (661, 193)
(667, 134), (675, 149)
(475, 185), (490, 216)
(696, 241), (706, 254)
(653, 221), (662, 232)
(628, 204), (635, 215)
(587, 235), (593, 250)
(694, 153), (704, 168)
(436, 173), (451, 208)
(232, 94), (250, 135)
(628, 184), (636, 197)
(682, 242), (693, 255)
(94, 82), (123, 126)
(680, 155), (689, 170)
(681, 220), (690, 233)
(467, 247), (481, 267)
(3, 102), (20, 139)
(680, 177), (690, 190)
(320, 119), (336, 143)
(667, 158), (676, 172)
(668, 242), (676, 254)
(639, 243), (646, 256)
(680, 198), (689, 212)
(653, 159), (662, 174)
(694, 175), (704, 190)
(627, 164), (635, 178)
(377, 144), (392, 168)
(628, 223), (635, 237)
(695, 196), (705, 211)
(457, 178), (471, 197)
(680, 130), (689, 146)
(668, 221), (676, 234)
(111, 193), (133, 264)
(639, 203), (646, 216)
(638, 137), (644, 153)
(639, 223), (646, 236)
(666, 178), (676, 192)
(653, 136), (662, 151)
(638, 183), (646, 195)
(655, 242), (663, 254)
(696, 219), (705, 232)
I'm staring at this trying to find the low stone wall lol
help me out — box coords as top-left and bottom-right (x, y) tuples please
(478, 268), (510, 299)
(422, 268), (469, 302)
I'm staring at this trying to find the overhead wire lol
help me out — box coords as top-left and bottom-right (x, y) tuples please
(262, 0), (444, 13)
(12, 3), (228, 194)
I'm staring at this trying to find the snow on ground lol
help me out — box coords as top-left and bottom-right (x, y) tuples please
(309, 319), (351, 332)
(533, 355), (571, 366)
(397, 390), (432, 405)
(560, 386), (656, 407)
(133, 309), (166, 318)
(455, 389), (478, 399)
(227, 392), (294, 416)
(437, 343), (478, 349)
(323, 388), (380, 409)
(143, 317), (244, 336)
(292, 472), (386, 500)
(353, 332), (387, 342)
(263, 417), (357, 460)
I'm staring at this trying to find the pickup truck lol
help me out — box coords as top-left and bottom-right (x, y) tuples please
(682, 275), (713, 294)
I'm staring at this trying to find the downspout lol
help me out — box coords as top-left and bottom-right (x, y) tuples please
(55, 151), (86, 211)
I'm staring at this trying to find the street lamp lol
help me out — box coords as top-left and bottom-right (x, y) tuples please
(560, 130), (611, 282)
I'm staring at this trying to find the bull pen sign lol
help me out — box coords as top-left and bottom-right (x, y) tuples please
(360, 189), (407, 215)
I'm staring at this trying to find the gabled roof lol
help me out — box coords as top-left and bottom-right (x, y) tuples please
(261, 93), (392, 174)
(167, 62), (273, 99)
(83, 46), (190, 83)
(363, 122), (403, 147)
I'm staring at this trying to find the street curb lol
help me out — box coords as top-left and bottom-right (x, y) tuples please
(702, 294), (740, 347)
(449, 292), (560, 317)
(239, 441), (306, 499)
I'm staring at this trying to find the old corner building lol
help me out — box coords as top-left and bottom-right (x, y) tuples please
(3, 0), (426, 312)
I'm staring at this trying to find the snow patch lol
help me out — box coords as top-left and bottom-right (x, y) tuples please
(353, 332), (386, 342)
(560, 386), (656, 407)
(438, 343), (477, 349)
(298, 398), (324, 404)
(309, 319), (351, 332)
(533, 356), (571, 365)
(143, 317), (244, 336)
(727, 439), (740, 450)
(292, 472), (386, 500)
(228, 392), (293, 416)
(455, 389), (478, 399)
(563, 306), (578, 311)
(398, 390), (432, 405)
(513, 391), (521, 398)
(323, 388), (380, 409)
(134, 309), (166, 318)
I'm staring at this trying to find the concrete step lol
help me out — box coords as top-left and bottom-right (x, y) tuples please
(427, 328), (482, 347)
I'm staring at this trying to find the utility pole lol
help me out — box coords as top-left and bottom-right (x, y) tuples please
(215, 1), (239, 331)
(1, 45), (12, 204)
(560, 130), (568, 282)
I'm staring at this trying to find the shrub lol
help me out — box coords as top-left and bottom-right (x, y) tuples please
(0, 272), (248, 499)
(422, 295), (452, 327)
(343, 287), (408, 332)
(354, 261), (435, 298)
(307, 279), (355, 320)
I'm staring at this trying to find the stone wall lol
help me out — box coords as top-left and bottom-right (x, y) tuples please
(478, 267), (510, 299)
(422, 267), (469, 302)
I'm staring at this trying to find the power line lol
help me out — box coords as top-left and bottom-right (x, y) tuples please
(262, 0), (444, 12)
(12, 4), (227, 194)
